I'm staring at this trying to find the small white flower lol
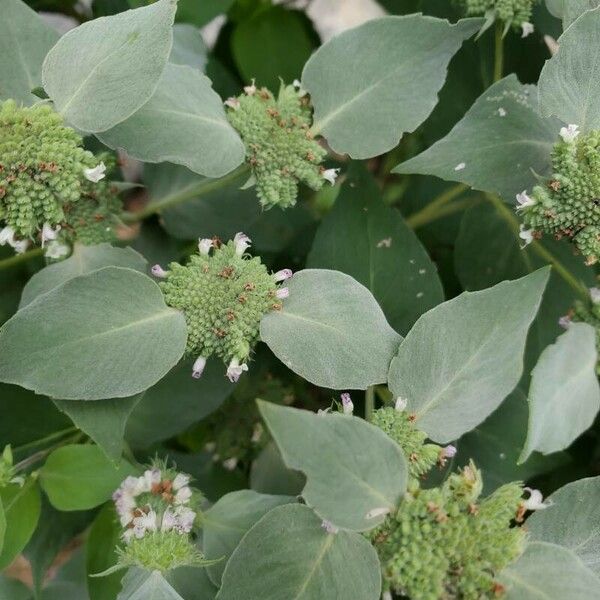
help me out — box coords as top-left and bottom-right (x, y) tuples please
(498, 107), (507, 117)
(440, 445), (457, 460)
(516, 190), (536, 211)
(174, 506), (196, 533)
(519, 225), (534, 248)
(172, 473), (191, 491)
(151, 264), (168, 278)
(161, 507), (178, 532)
(521, 22), (534, 38)
(340, 392), (353, 415)
(0, 226), (15, 246)
(12, 239), (29, 254)
(224, 97), (240, 110)
(366, 507), (391, 520)
(276, 287), (289, 300)
(41, 222), (60, 247)
(227, 358), (248, 382)
(560, 124), (580, 143)
(44, 240), (69, 260)
(293, 79), (307, 97)
(132, 509), (157, 538)
(558, 315), (571, 329)
(192, 356), (207, 379)
(83, 162), (106, 183)
(273, 268), (293, 282)
(395, 397), (407, 412)
(198, 238), (213, 255)
(590, 287), (600, 304)
(175, 486), (193, 505)
(141, 468), (161, 492)
(454, 162), (466, 171)
(522, 487), (552, 511)
(223, 457), (238, 471)
(233, 232), (252, 256)
(322, 168), (340, 185)
(251, 422), (263, 443)
(244, 79), (256, 96)
(321, 520), (339, 534)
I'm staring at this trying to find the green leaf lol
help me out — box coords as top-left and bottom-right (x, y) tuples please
(388, 268), (550, 443)
(174, 0), (235, 27)
(250, 441), (305, 496)
(0, 266), (187, 400)
(97, 64), (245, 178)
(395, 76), (562, 202)
(520, 323), (600, 462)
(307, 164), (443, 335)
(260, 269), (401, 390)
(126, 357), (233, 448)
(40, 444), (137, 511)
(20, 244), (147, 309)
(231, 6), (314, 90)
(0, 480), (41, 569)
(216, 504), (381, 600)
(0, 575), (31, 600)
(538, 7), (600, 132)
(203, 490), (295, 586)
(302, 15), (480, 158)
(168, 567), (217, 600)
(526, 476), (600, 575)
(117, 568), (184, 600)
(54, 395), (142, 462)
(42, 0), (177, 133)
(0, 498), (5, 555)
(258, 402), (407, 531)
(499, 541), (600, 599)
(0, 0), (59, 105)
(170, 23), (207, 70)
(563, 1), (600, 27)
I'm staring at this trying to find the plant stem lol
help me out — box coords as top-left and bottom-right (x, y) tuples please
(365, 386), (375, 421)
(405, 184), (468, 229)
(12, 427), (78, 454)
(0, 247), (44, 271)
(122, 164), (250, 223)
(493, 21), (504, 83)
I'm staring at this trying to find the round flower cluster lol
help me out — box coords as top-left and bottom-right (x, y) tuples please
(369, 462), (548, 600)
(112, 463), (205, 572)
(225, 81), (337, 209)
(517, 125), (600, 264)
(153, 233), (292, 382)
(455, 0), (535, 34)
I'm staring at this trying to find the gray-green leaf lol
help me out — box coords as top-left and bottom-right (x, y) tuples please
(260, 269), (401, 390)
(117, 568), (184, 600)
(258, 402), (407, 531)
(97, 64), (245, 178)
(0, 267), (187, 400)
(563, 1), (600, 28)
(216, 504), (381, 600)
(302, 15), (480, 158)
(388, 268), (550, 443)
(42, 0), (177, 133)
(170, 24), (207, 71)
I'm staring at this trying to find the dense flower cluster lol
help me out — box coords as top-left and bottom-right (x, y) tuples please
(225, 81), (336, 209)
(369, 463), (546, 600)
(112, 462), (205, 572)
(517, 126), (600, 264)
(154, 233), (292, 382)
(455, 0), (536, 34)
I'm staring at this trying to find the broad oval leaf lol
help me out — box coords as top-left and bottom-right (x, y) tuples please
(307, 164), (443, 335)
(42, 0), (177, 133)
(499, 541), (600, 599)
(260, 269), (401, 390)
(40, 444), (137, 511)
(117, 568), (184, 600)
(20, 244), (147, 309)
(563, 1), (600, 28)
(170, 23), (207, 70)
(0, 0), (59, 105)
(202, 490), (295, 586)
(520, 323), (600, 462)
(388, 268), (550, 443)
(302, 15), (480, 158)
(395, 76), (562, 202)
(526, 476), (600, 575)
(216, 504), (381, 600)
(97, 64), (245, 178)
(0, 267), (187, 400)
(258, 402), (407, 531)
(538, 7), (600, 132)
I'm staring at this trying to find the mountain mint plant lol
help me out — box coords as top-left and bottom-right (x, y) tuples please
(1, 1), (600, 599)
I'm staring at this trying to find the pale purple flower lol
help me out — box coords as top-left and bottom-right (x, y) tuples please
(0, 226), (15, 246)
(227, 358), (248, 382)
(172, 473), (191, 491)
(224, 97), (240, 110)
(516, 190), (536, 211)
(440, 445), (457, 459)
(521, 22), (534, 38)
(175, 485), (193, 505)
(198, 238), (213, 255)
(161, 507), (178, 532)
(395, 397), (407, 411)
(175, 506), (196, 533)
(233, 232), (252, 256)
(522, 487), (551, 511)
(558, 315), (571, 329)
(273, 269), (293, 283)
(222, 457), (238, 471)
(151, 264), (168, 278)
(41, 222), (60, 247)
(192, 356), (207, 379)
(132, 509), (157, 538)
(83, 162), (106, 183)
(275, 287), (289, 300)
(590, 287), (600, 304)
(322, 168), (340, 185)
(12, 239), (29, 254)
(560, 124), (580, 143)
(366, 507), (391, 520)
(44, 240), (69, 260)
(341, 392), (354, 415)
(519, 225), (533, 248)
(321, 520), (339, 534)
(141, 468), (161, 492)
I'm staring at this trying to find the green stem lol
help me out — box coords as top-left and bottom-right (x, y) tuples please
(12, 426), (78, 454)
(0, 247), (44, 271)
(122, 164), (250, 223)
(493, 20), (504, 83)
(405, 184), (468, 229)
(365, 386), (375, 421)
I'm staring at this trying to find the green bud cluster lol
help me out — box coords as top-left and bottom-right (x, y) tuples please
(455, 0), (535, 28)
(226, 83), (328, 209)
(520, 130), (600, 264)
(0, 100), (96, 239)
(370, 407), (443, 479)
(0, 445), (15, 488)
(158, 236), (285, 368)
(369, 462), (526, 600)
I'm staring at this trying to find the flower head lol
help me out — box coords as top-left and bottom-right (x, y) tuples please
(83, 162), (106, 183)
(340, 392), (354, 415)
(559, 124), (580, 143)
